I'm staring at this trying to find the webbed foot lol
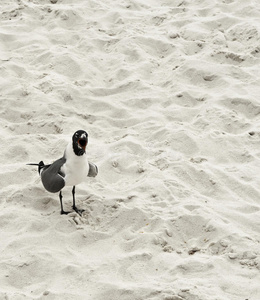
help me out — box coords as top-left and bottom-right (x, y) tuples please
(61, 210), (70, 215)
(72, 206), (85, 216)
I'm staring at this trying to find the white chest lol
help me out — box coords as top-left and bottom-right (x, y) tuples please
(61, 144), (89, 186)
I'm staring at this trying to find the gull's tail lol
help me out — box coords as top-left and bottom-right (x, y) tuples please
(27, 161), (45, 175)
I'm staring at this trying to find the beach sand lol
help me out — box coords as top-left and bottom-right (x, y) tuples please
(0, 0), (260, 299)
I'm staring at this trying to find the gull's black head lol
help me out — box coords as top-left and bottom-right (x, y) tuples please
(72, 130), (88, 156)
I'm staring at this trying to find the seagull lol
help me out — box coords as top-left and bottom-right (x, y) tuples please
(28, 130), (98, 215)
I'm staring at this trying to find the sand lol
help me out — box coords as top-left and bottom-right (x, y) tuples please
(0, 0), (260, 299)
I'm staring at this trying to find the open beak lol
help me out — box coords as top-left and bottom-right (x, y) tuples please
(78, 138), (88, 151)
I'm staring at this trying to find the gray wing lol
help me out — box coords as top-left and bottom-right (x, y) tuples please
(41, 157), (66, 193)
(88, 162), (98, 177)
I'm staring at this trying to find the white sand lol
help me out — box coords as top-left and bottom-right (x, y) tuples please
(0, 0), (260, 299)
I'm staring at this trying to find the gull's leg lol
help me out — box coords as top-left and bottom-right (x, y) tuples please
(72, 186), (84, 216)
(59, 191), (69, 215)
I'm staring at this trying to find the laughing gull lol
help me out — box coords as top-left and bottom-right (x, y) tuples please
(28, 130), (98, 215)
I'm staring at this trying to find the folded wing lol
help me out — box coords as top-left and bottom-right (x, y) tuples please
(88, 162), (98, 177)
(41, 157), (66, 193)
